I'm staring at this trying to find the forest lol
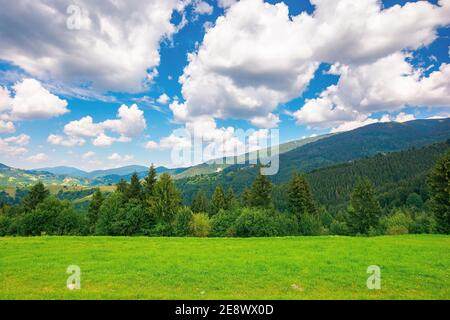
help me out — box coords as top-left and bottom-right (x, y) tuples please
(0, 143), (449, 238)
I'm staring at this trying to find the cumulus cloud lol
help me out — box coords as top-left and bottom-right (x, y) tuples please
(145, 140), (159, 150)
(48, 134), (85, 147)
(194, 1), (214, 15)
(108, 153), (134, 162)
(174, 0), (450, 130)
(0, 79), (68, 126)
(28, 153), (48, 162)
(82, 151), (95, 159)
(0, 0), (190, 92)
(294, 53), (450, 129)
(157, 93), (171, 105)
(50, 104), (146, 147)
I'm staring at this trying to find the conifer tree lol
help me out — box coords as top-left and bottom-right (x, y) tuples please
(88, 188), (103, 231)
(211, 186), (226, 215)
(191, 190), (209, 213)
(143, 164), (157, 201)
(225, 187), (235, 210)
(23, 182), (50, 211)
(428, 150), (450, 234)
(287, 172), (316, 219)
(348, 177), (382, 234)
(128, 172), (142, 199)
(152, 173), (181, 223)
(249, 171), (272, 208)
(116, 179), (129, 194)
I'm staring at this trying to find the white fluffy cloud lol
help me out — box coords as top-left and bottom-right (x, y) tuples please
(174, 0), (450, 130)
(28, 153), (49, 162)
(157, 93), (171, 105)
(48, 134), (85, 147)
(194, 1), (214, 15)
(294, 53), (450, 129)
(108, 153), (134, 162)
(0, 120), (15, 134)
(50, 104), (146, 147)
(0, 79), (68, 124)
(0, 0), (189, 92)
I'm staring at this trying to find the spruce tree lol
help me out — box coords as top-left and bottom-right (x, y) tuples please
(287, 172), (316, 219)
(23, 182), (50, 211)
(250, 171), (272, 208)
(191, 190), (209, 213)
(116, 179), (129, 194)
(348, 177), (382, 234)
(152, 173), (181, 223)
(428, 150), (450, 234)
(88, 188), (103, 232)
(225, 187), (235, 210)
(143, 164), (157, 201)
(211, 186), (226, 215)
(128, 172), (142, 200)
(241, 187), (252, 207)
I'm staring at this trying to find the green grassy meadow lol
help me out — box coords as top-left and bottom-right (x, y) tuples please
(0, 235), (448, 300)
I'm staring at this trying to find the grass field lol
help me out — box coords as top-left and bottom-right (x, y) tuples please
(0, 235), (448, 300)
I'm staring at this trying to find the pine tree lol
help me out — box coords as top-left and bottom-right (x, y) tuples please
(428, 150), (450, 234)
(211, 186), (226, 215)
(88, 188), (103, 232)
(143, 164), (157, 201)
(127, 172), (142, 200)
(241, 187), (252, 207)
(191, 190), (209, 213)
(249, 171), (272, 208)
(287, 172), (316, 220)
(152, 173), (181, 223)
(348, 177), (382, 234)
(225, 187), (235, 210)
(116, 179), (129, 194)
(23, 182), (50, 211)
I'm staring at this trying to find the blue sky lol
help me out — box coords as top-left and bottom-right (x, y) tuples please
(0, 0), (449, 170)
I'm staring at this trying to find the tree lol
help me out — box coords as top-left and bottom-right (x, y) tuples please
(88, 189), (103, 232)
(173, 207), (193, 237)
(115, 199), (154, 236)
(287, 172), (316, 220)
(152, 173), (181, 224)
(96, 192), (124, 235)
(428, 150), (450, 234)
(191, 190), (209, 213)
(190, 213), (211, 237)
(127, 172), (142, 200)
(249, 172), (272, 208)
(143, 164), (157, 201)
(348, 177), (382, 235)
(23, 182), (50, 211)
(241, 187), (252, 207)
(225, 187), (235, 210)
(406, 193), (423, 208)
(211, 186), (226, 215)
(116, 179), (129, 194)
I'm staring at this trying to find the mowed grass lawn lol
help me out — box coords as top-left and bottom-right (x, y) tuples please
(0, 235), (448, 300)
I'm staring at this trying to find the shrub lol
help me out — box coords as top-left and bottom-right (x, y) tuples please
(298, 213), (322, 236)
(190, 213), (211, 237)
(173, 207), (193, 237)
(379, 210), (413, 235)
(411, 212), (436, 234)
(329, 220), (349, 235)
(210, 209), (239, 237)
(235, 208), (278, 237)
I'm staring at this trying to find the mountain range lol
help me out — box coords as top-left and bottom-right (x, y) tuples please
(0, 118), (449, 189)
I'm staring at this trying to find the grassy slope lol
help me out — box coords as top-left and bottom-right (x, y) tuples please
(0, 235), (448, 300)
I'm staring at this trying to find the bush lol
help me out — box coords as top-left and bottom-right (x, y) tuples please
(19, 197), (84, 236)
(173, 207), (193, 237)
(379, 210), (413, 235)
(235, 208), (278, 237)
(298, 213), (322, 236)
(210, 209), (239, 237)
(411, 212), (436, 234)
(273, 213), (299, 236)
(329, 220), (349, 235)
(190, 213), (211, 237)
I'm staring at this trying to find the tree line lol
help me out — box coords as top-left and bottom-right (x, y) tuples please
(0, 149), (449, 237)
